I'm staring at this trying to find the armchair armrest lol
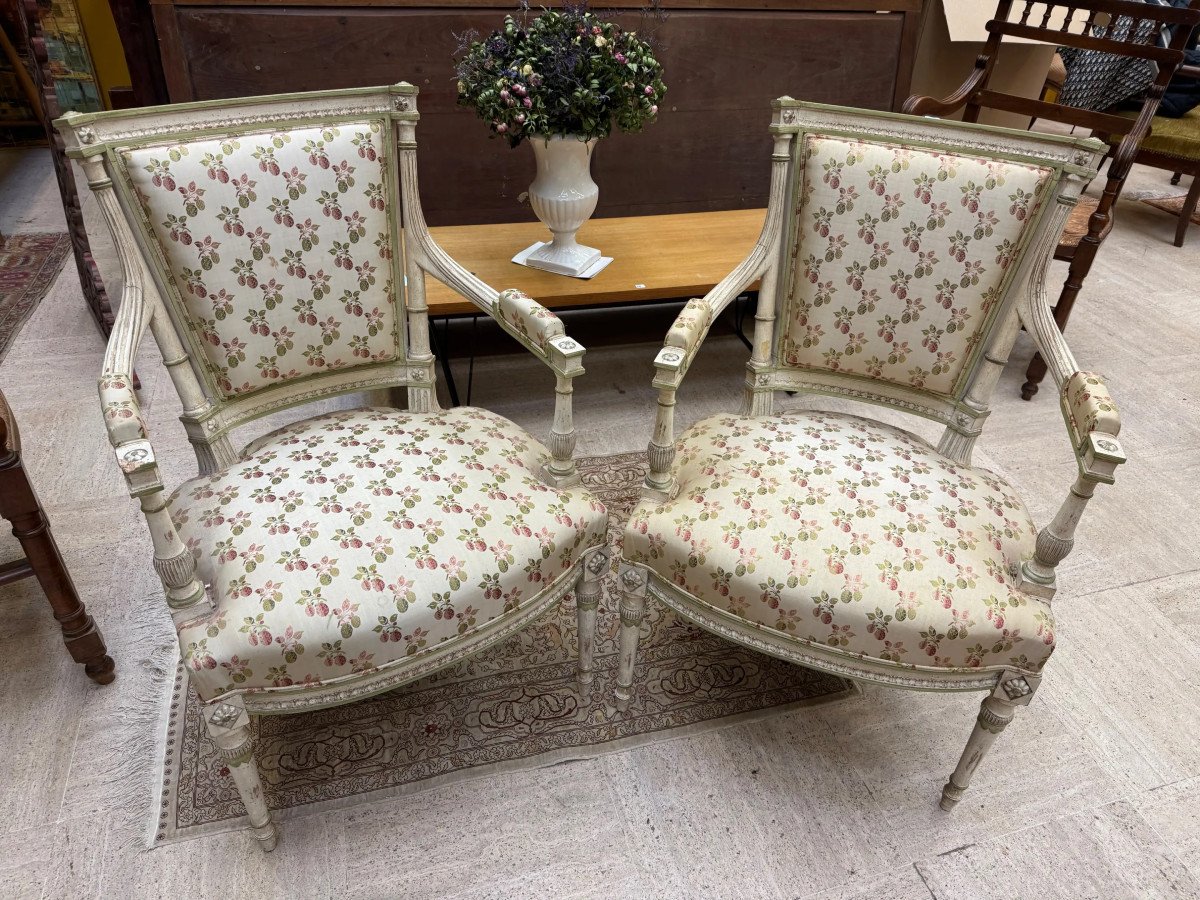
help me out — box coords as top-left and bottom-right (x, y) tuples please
(1015, 282), (1126, 602)
(495, 288), (565, 351)
(901, 68), (987, 118)
(406, 226), (586, 486)
(1018, 289), (1126, 484)
(98, 267), (162, 497)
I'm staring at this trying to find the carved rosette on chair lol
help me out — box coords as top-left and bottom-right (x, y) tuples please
(616, 98), (1124, 810)
(522, 135), (604, 277)
(55, 84), (609, 850)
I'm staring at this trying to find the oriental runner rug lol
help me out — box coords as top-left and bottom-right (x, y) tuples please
(152, 451), (857, 846)
(0, 233), (70, 364)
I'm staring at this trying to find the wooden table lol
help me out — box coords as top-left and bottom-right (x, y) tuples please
(426, 208), (766, 316)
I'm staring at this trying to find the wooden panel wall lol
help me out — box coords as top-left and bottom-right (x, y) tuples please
(150, 0), (921, 225)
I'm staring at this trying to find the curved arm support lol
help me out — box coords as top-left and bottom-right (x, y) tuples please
(81, 154), (208, 623)
(902, 66), (988, 118)
(644, 124), (795, 497)
(1015, 210), (1127, 601)
(394, 123), (585, 484)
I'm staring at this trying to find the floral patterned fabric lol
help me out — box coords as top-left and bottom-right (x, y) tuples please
(99, 372), (147, 444)
(171, 406), (608, 701)
(123, 121), (401, 400)
(495, 289), (564, 350)
(664, 298), (714, 357)
(624, 412), (1054, 674)
(1062, 370), (1120, 448)
(780, 136), (1053, 397)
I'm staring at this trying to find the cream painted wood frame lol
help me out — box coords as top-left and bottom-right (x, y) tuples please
(617, 99), (1126, 811)
(55, 84), (610, 851)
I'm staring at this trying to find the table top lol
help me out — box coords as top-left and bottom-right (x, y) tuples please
(425, 208), (766, 316)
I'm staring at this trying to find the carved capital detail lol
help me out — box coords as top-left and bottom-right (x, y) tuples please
(977, 700), (1015, 735)
(647, 441), (675, 476)
(154, 549), (199, 591)
(619, 602), (645, 627)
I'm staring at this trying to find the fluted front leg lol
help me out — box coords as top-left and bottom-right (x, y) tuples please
(575, 547), (609, 690)
(203, 699), (278, 851)
(941, 674), (1039, 811)
(614, 563), (649, 712)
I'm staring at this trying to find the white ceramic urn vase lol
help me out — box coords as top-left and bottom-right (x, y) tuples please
(524, 134), (602, 276)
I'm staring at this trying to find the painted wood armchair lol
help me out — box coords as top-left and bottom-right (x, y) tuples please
(56, 84), (610, 850)
(616, 101), (1124, 809)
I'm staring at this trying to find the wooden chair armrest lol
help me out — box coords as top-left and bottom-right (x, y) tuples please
(901, 68), (987, 118)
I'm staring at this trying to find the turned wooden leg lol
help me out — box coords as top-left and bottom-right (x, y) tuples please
(204, 699), (278, 852)
(614, 563), (648, 712)
(1174, 176), (1199, 249)
(940, 674), (1039, 811)
(575, 547), (609, 690)
(0, 444), (114, 683)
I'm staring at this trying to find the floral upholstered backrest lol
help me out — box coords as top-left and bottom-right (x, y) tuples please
(120, 119), (402, 400)
(778, 132), (1053, 399)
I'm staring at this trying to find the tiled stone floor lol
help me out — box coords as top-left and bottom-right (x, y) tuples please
(0, 144), (1197, 899)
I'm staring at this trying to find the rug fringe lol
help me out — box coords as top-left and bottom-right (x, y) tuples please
(93, 611), (179, 853)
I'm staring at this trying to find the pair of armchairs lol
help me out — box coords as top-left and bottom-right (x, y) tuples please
(58, 84), (1123, 850)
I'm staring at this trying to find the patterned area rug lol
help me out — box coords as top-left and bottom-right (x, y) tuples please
(152, 452), (857, 846)
(0, 233), (71, 364)
(1141, 193), (1200, 226)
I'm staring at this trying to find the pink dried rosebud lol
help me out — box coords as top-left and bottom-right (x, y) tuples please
(523, 97), (532, 108)
(615, 52), (626, 63)
(496, 123), (508, 133)
(515, 113), (526, 123)
(513, 84), (526, 96)
(592, 25), (601, 34)
(499, 89), (510, 100)
(644, 85), (654, 96)
(650, 104), (658, 115)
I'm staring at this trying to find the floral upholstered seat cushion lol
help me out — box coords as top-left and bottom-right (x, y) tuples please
(624, 412), (1053, 674)
(172, 407), (608, 701)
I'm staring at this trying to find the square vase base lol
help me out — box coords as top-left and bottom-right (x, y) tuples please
(513, 241), (613, 279)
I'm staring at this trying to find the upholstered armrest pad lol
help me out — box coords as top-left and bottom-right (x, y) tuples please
(1061, 370), (1120, 448)
(495, 289), (565, 351)
(99, 372), (148, 445)
(664, 298), (715, 359)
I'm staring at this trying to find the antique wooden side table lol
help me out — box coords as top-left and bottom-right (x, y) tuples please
(425, 208), (764, 403)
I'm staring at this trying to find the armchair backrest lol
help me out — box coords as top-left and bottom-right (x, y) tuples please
(779, 125), (1053, 399)
(56, 85), (441, 472)
(122, 119), (401, 400)
(756, 103), (1105, 450)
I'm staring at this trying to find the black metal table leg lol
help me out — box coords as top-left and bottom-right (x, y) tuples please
(429, 316), (461, 407)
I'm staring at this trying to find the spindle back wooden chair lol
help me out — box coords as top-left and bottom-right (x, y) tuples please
(905, 0), (1200, 399)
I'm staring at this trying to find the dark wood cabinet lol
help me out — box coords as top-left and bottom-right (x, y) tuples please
(141, 0), (921, 225)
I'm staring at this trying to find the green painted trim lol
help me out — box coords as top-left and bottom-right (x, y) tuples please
(56, 84), (419, 159)
(55, 82), (416, 130)
(774, 98), (1107, 161)
(381, 121), (410, 361)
